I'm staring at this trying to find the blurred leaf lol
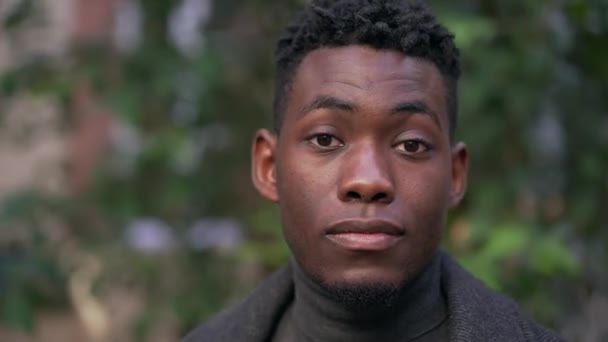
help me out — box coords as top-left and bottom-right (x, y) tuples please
(530, 238), (580, 276)
(2, 287), (34, 331)
(481, 224), (529, 259)
(0, 191), (41, 222)
(2, 0), (34, 29)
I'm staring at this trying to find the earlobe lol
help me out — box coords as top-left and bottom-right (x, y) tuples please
(449, 142), (468, 208)
(251, 129), (279, 202)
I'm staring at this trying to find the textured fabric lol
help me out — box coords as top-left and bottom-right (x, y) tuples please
(183, 251), (565, 342)
(271, 253), (448, 342)
(272, 305), (448, 342)
(272, 304), (449, 342)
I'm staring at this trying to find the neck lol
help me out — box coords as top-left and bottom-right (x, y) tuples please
(289, 253), (446, 342)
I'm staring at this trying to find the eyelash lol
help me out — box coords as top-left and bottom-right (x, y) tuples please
(394, 138), (433, 154)
(306, 133), (344, 150)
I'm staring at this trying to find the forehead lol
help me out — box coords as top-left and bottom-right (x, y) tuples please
(300, 46), (437, 88)
(284, 45), (448, 125)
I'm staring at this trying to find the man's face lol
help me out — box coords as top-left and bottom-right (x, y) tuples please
(253, 45), (468, 289)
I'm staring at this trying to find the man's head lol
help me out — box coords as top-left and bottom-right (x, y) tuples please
(252, 0), (468, 304)
(274, 0), (461, 140)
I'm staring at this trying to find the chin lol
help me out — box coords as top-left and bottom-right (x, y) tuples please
(309, 263), (422, 311)
(321, 264), (408, 290)
(317, 273), (403, 311)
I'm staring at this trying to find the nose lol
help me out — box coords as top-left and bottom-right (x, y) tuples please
(338, 144), (395, 204)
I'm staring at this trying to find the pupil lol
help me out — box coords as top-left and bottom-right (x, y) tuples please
(317, 135), (332, 147)
(404, 141), (419, 152)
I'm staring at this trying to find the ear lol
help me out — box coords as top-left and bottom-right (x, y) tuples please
(252, 129), (279, 202)
(449, 142), (469, 208)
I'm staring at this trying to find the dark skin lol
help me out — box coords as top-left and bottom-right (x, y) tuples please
(252, 45), (468, 290)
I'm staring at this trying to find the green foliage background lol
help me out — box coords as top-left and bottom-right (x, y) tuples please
(1, 0), (607, 340)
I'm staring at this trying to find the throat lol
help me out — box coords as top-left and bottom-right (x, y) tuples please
(280, 254), (447, 342)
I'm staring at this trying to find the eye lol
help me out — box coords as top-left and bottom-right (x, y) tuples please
(307, 133), (344, 150)
(394, 139), (432, 155)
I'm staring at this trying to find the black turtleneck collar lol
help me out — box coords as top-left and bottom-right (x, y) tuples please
(272, 252), (449, 342)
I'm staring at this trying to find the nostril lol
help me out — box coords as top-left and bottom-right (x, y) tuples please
(346, 191), (362, 200)
(371, 192), (387, 202)
(344, 191), (389, 202)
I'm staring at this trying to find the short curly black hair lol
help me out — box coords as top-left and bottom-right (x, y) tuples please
(274, 0), (461, 139)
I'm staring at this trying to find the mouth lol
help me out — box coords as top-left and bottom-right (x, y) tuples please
(325, 218), (405, 251)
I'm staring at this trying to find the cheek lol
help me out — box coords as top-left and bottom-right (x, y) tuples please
(399, 162), (452, 229)
(276, 156), (334, 241)
(395, 165), (450, 272)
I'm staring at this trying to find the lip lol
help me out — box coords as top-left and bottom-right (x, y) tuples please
(325, 218), (404, 251)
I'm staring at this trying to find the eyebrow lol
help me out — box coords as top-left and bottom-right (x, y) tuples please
(390, 101), (442, 131)
(298, 95), (357, 118)
(298, 95), (442, 131)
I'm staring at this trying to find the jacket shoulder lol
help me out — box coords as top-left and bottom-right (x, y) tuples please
(182, 264), (294, 342)
(440, 251), (564, 342)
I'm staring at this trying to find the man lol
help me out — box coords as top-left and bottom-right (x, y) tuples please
(185, 0), (564, 341)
